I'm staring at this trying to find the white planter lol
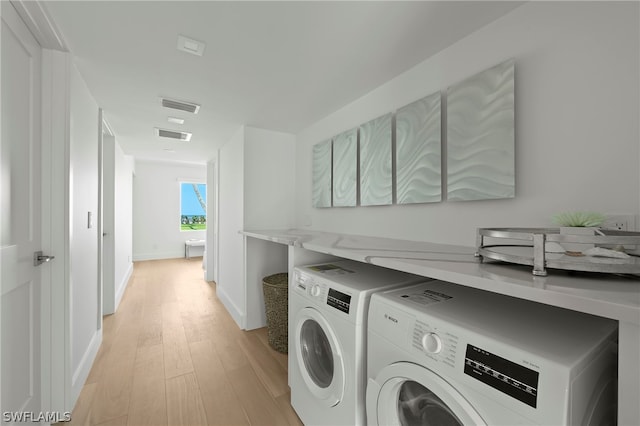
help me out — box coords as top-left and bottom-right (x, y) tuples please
(559, 227), (596, 252)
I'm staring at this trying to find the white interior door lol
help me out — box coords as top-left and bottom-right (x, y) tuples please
(1, 1), (45, 421)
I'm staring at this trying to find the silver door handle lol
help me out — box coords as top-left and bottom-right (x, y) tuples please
(34, 251), (55, 266)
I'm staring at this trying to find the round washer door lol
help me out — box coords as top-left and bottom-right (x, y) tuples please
(369, 362), (486, 426)
(294, 307), (345, 406)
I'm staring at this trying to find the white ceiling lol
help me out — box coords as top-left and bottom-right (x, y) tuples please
(44, 1), (522, 163)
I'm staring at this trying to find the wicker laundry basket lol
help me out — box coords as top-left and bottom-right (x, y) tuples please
(262, 273), (288, 353)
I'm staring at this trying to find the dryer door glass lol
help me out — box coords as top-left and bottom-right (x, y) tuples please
(398, 381), (462, 426)
(300, 319), (334, 388)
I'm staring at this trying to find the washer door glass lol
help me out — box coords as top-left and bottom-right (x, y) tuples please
(398, 381), (461, 426)
(369, 363), (486, 426)
(300, 319), (334, 388)
(294, 307), (345, 406)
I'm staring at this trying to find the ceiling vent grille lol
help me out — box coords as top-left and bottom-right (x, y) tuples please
(161, 97), (200, 114)
(156, 128), (192, 141)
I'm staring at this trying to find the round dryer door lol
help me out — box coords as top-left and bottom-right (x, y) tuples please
(294, 307), (345, 406)
(368, 363), (486, 426)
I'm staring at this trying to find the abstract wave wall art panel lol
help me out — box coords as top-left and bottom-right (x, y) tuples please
(447, 59), (515, 201)
(360, 113), (392, 206)
(332, 128), (357, 207)
(312, 139), (332, 208)
(396, 92), (442, 204)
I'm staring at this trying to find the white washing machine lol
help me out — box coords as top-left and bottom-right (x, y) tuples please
(366, 281), (618, 426)
(290, 260), (424, 426)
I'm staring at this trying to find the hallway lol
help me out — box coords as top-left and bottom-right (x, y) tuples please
(69, 258), (301, 426)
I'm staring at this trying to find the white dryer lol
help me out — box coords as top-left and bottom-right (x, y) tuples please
(290, 260), (423, 426)
(366, 281), (618, 426)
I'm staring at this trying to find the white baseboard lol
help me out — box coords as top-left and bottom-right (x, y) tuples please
(244, 313), (267, 331)
(71, 329), (102, 407)
(216, 285), (245, 329)
(133, 251), (184, 261)
(114, 262), (133, 312)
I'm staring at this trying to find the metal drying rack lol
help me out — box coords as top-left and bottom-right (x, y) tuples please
(476, 227), (640, 276)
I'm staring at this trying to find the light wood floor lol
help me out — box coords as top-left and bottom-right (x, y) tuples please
(68, 258), (302, 426)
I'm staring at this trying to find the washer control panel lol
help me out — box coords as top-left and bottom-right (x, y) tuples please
(412, 319), (459, 369)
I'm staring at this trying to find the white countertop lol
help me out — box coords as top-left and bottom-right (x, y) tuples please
(242, 228), (640, 324)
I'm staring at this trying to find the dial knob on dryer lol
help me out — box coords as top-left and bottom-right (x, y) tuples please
(310, 284), (321, 297)
(421, 332), (442, 354)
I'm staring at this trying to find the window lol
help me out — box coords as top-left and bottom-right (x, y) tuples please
(180, 182), (206, 231)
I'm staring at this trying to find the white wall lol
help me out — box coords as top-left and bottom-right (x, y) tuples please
(132, 159), (206, 260)
(205, 158), (218, 283)
(102, 137), (133, 315)
(295, 2), (640, 246)
(102, 134), (115, 314)
(243, 127), (296, 329)
(217, 126), (296, 329)
(69, 63), (101, 398)
(244, 127), (296, 229)
(218, 127), (245, 325)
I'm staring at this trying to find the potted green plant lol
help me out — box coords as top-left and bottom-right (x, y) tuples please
(552, 211), (606, 252)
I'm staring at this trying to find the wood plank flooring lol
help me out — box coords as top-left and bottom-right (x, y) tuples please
(68, 258), (301, 426)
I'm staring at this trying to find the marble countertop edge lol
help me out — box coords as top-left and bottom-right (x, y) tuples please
(241, 228), (640, 323)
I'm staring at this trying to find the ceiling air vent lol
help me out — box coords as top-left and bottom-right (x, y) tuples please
(155, 128), (192, 142)
(161, 97), (200, 114)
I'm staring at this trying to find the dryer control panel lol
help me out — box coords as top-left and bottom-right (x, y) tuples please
(294, 272), (326, 300)
(294, 270), (352, 314)
(294, 264), (356, 315)
(327, 288), (351, 314)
